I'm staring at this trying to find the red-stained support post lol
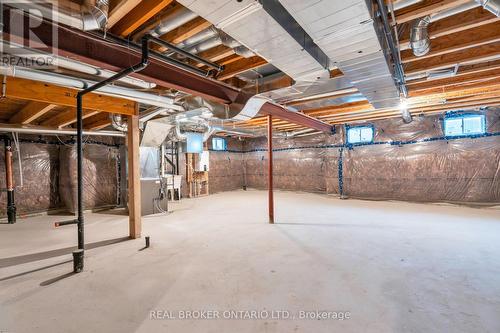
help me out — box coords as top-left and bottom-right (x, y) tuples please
(267, 115), (274, 224)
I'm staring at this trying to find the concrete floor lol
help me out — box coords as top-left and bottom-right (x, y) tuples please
(1, 190), (499, 333)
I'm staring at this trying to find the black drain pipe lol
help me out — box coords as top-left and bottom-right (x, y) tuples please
(70, 35), (151, 273)
(3, 136), (16, 224)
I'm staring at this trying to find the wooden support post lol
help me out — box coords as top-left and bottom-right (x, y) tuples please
(127, 114), (141, 238)
(268, 115), (274, 224)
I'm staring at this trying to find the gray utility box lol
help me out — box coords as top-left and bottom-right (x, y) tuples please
(140, 178), (168, 216)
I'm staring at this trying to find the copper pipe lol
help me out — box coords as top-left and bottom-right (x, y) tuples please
(267, 115), (274, 224)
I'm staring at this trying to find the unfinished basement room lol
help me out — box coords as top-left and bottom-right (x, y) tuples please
(1, 0), (499, 332)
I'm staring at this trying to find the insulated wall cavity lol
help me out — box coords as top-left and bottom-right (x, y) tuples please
(59, 144), (120, 213)
(0, 141), (60, 217)
(243, 133), (343, 193)
(240, 109), (500, 205)
(208, 137), (245, 193)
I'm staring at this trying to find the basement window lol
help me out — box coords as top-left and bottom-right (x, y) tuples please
(444, 114), (486, 137)
(347, 126), (374, 144)
(212, 137), (227, 151)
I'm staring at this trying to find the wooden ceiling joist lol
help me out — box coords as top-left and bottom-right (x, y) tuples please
(131, 4), (189, 41)
(41, 109), (100, 128)
(400, 7), (499, 46)
(9, 102), (57, 125)
(197, 45), (235, 63)
(409, 80), (500, 97)
(107, 0), (143, 28)
(217, 56), (267, 81)
(83, 113), (113, 131)
(395, 0), (472, 24)
(286, 88), (359, 107)
(401, 22), (500, 63)
(158, 17), (212, 49)
(408, 68), (500, 91)
(404, 42), (500, 75)
(5, 77), (137, 115)
(111, 0), (174, 37)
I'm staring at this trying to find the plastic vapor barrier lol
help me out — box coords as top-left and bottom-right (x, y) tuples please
(59, 144), (120, 213)
(209, 108), (500, 205)
(0, 141), (60, 216)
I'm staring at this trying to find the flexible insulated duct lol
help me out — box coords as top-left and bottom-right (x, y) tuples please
(410, 16), (431, 57)
(110, 114), (128, 132)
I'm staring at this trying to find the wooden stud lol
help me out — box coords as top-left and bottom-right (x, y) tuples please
(127, 113), (141, 239)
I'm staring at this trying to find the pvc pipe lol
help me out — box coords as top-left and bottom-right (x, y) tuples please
(0, 124), (126, 137)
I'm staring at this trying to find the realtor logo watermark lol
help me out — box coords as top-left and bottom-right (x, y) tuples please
(150, 309), (351, 321)
(0, 0), (58, 68)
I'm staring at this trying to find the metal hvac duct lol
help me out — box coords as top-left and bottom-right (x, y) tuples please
(182, 30), (250, 56)
(150, 7), (198, 37)
(82, 0), (109, 31)
(6, 0), (108, 31)
(476, 0), (500, 16)
(176, 27), (219, 49)
(110, 114), (128, 132)
(410, 16), (431, 57)
(401, 1), (482, 51)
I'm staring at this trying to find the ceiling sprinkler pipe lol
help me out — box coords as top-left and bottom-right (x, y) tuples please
(410, 16), (431, 57)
